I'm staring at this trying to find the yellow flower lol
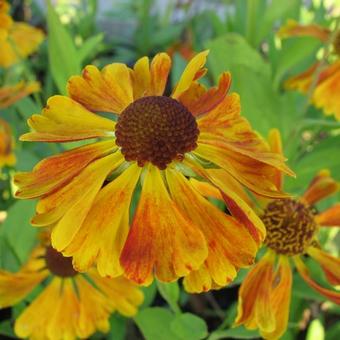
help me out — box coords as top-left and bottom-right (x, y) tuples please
(0, 239), (144, 340)
(0, 0), (44, 68)
(0, 118), (16, 167)
(0, 80), (40, 109)
(235, 129), (340, 340)
(279, 20), (340, 120)
(15, 51), (294, 291)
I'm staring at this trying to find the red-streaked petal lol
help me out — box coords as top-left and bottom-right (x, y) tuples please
(183, 158), (265, 244)
(268, 128), (284, 191)
(307, 247), (340, 286)
(14, 140), (116, 199)
(277, 19), (330, 42)
(166, 169), (258, 292)
(316, 203), (340, 227)
(179, 72), (231, 117)
(150, 52), (171, 96)
(172, 50), (209, 99)
(302, 169), (339, 205)
(120, 165), (208, 285)
(64, 164), (141, 277)
(294, 256), (340, 304)
(68, 64), (133, 114)
(20, 96), (116, 142)
(235, 251), (276, 332)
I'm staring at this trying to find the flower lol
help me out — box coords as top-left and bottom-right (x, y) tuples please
(235, 129), (340, 339)
(0, 237), (144, 340)
(0, 81), (40, 109)
(0, 118), (16, 167)
(278, 20), (340, 120)
(15, 51), (294, 291)
(0, 0), (44, 68)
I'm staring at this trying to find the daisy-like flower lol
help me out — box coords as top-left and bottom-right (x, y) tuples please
(0, 236), (144, 340)
(278, 19), (340, 120)
(15, 51), (294, 292)
(0, 80), (40, 109)
(235, 129), (340, 339)
(0, 118), (16, 167)
(0, 0), (44, 68)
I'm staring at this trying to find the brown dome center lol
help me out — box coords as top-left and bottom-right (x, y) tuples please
(45, 246), (77, 277)
(115, 96), (199, 170)
(262, 199), (317, 256)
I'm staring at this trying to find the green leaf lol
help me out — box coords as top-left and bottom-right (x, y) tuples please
(306, 319), (325, 340)
(208, 326), (260, 340)
(157, 280), (180, 313)
(2, 200), (37, 264)
(78, 33), (104, 63)
(134, 307), (181, 340)
(171, 313), (208, 340)
(326, 321), (340, 340)
(47, 0), (81, 94)
(140, 281), (157, 308)
(107, 314), (126, 340)
(0, 320), (15, 337)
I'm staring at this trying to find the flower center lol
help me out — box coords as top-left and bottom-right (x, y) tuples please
(115, 96), (199, 170)
(262, 199), (317, 256)
(333, 30), (340, 56)
(45, 246), (77, 277)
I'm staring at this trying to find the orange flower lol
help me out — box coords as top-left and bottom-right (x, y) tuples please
(0, 0), (44, 67)
(0, 239), (144, 340)
(0, 118), (16, 167)
(0, 81), (40, 109)
(15, 51), (294, 291)
(235, 129), (340, 339)
(279, 20), (340, 120)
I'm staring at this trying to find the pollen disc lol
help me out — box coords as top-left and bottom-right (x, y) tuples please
(262, 198), (317, 256)
(45, 246), (78, 277)
(115, 96), (199, 169)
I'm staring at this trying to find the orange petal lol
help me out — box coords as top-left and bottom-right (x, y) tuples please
(68, 63), (133, 114)
(302, 169), (339, 205)
(307, 247), (340, 286)
(315, 203), (340, 226)
(189, 178), (223, 201)
(132, 56), (151, 99)
(172, 50), (209, 99)
(235, 251), (276, 332)
(0, 81), (40, 109)
(120, 165), (208, 285)
(42, 152), (124, 251)
(183, 158), (265, 244)
(277, 19), (330, 42)
(261, 256), (292, 339)
(150, 52), (172, 96)
(64, 164), (141, 277)
(179, 72), (231, 116)
(0, 118), (16, 167)
(313, 61), (340, 120)
(268, 128), (284, 191)
(166, 169), (258, 292)
(294, 256), (340, 304)
(20, 96), (116, 142)
(14, 140), (116, 199)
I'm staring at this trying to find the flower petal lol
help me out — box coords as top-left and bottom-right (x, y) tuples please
(120, 165), (208, 285)
(20, 96), (116, 142)
(184, 158), (266, 244)
(38, 152), (124, 251)
(89, 272), (144, 317)
(315, 203), (340, 226)
(179, 72), (231, 116)
(235, 251), (276, 332)
(277, 19), (330, 42)
(302, 169), (339, 205)
(64, 164), (141, 277)
(68, 63), (133, 113)
(307, 247), (340, 286)
(132, 56), (151, 99)
(268, 128), (284, 191)
(14, 140), (116, 199)
(166, 169), (258, 292)
(172, 50), (209, 99)
(150, 52), (172, 96)
(294, 256), (340, 304)
(261, 256), (292, 340)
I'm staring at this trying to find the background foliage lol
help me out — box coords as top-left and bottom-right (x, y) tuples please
(0, 0), (339, 339)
